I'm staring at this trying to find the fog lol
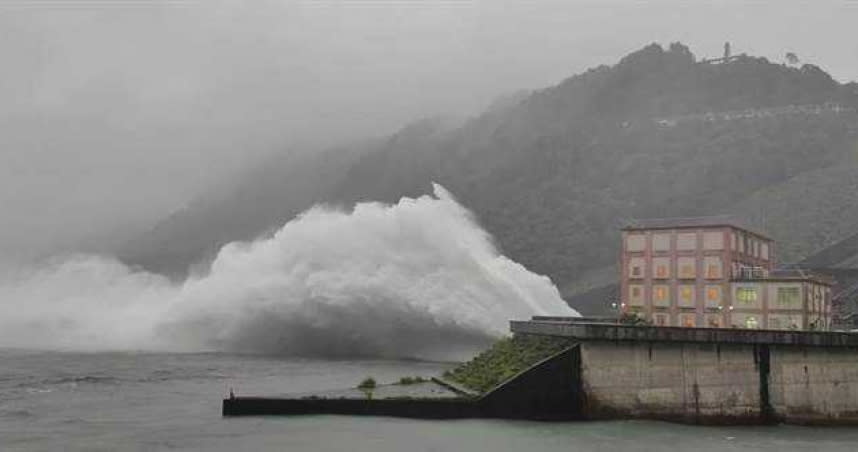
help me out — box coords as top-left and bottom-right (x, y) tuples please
(1, 0), (857, 265)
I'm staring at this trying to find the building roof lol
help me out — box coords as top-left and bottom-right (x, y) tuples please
(622, 215), (771, 239)
(766, 268), (835, 285)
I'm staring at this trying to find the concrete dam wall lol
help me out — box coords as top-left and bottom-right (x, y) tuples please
(513, 320), (858, 424)
(580, 341), (763, 423)
(769, 346), (858, 423)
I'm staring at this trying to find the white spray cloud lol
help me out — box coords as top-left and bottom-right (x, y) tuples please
(0, 185), (575, 360)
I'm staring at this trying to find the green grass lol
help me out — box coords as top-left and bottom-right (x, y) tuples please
(397, 376), (427, 385)
(443, 334), (576, 393)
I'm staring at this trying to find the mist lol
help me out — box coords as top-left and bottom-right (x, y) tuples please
(1, 0), (857, 266)
(0, 185), (575, 360)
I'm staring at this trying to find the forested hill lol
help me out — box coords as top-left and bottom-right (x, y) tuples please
(119, 43), (858, 305)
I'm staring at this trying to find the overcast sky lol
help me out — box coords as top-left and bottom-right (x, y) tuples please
(1, 0), (857, 265)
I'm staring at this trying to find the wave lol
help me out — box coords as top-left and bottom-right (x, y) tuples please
(0, 184), (576, 360)
(10, 376), (120, 391)
(0, 409), (35, 419)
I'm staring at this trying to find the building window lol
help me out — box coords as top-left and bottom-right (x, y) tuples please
(731, 232), (737, 251)
(785, 315), (801, 330)
(736, 287), (759, 307)
(677, 232), (697, 250)
(629, 258), (645, 278)
(653, 285), (670, 307)
(737, 287), (758, 302)
(703, 231), (724, 250)
(705, 285), (722, 308)
(738, 234), (745, 253)
(653, 313), (670, 326)
(704, 256), (723, 279)
(705, 314), (722, 328)
(776, 287), (801, 309)
(626, 235), (646, 252)
(761, 242), (769, 260)
(653, 257), (670, 279)
(677, 257), (695, 279)
(767, 314), (800, 331)
(679, 314), (697, 328)
(732, 313), (762, 329)
(678, 285), (695, 307)
(768, 316), (781, 330)
(629, 285), (644, 306)
(652, 233), (671, 252)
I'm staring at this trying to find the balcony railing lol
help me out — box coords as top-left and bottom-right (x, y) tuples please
(735, 266), (768, 280)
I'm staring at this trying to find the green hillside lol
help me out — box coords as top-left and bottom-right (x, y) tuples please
(119, 43), (858, 312)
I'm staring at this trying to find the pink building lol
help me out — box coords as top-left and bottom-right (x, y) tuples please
(620, 216), (832, 330)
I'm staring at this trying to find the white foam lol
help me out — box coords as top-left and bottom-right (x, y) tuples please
(0, 184), (576, 360)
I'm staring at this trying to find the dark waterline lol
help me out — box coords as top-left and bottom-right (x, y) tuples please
(3, 350), (858, 452)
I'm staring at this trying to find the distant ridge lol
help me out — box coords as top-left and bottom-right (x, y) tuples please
(801, 231), (858, 269)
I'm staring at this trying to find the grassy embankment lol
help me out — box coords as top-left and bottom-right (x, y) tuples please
(443, 334), (576, 393)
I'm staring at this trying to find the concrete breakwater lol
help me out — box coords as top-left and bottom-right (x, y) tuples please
(223, 320), (858, 425)
(223, 348), (582, 420)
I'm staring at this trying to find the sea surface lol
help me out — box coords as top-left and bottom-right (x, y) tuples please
(3, 350), (858, 451)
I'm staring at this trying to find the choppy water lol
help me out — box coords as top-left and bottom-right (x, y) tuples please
(3, 350), (858, 452)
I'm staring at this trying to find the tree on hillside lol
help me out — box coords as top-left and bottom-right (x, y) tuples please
(786, 52), (800, 66)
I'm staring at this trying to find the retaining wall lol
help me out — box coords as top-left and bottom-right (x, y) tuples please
(579, 341), (762, 423)
(512, 321), (858, 425)
(769, 346), (858, 424)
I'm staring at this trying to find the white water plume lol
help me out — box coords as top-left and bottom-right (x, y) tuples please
(0, 185), (576, 360)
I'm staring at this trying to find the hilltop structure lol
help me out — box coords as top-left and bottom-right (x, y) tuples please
(620, 216), (832, 330)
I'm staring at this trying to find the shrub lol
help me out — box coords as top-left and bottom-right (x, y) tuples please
(397, 376), (426, 385)
(619, 312), (652, 325)
(357, 377), (377, 400)
(357, 377), (377, 390)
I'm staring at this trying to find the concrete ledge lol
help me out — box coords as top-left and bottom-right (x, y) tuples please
(532, 316), (617, 323)
(430, 377), (479, 398)
(222, 397), (479, 418)
(511, 320), (858, 347)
